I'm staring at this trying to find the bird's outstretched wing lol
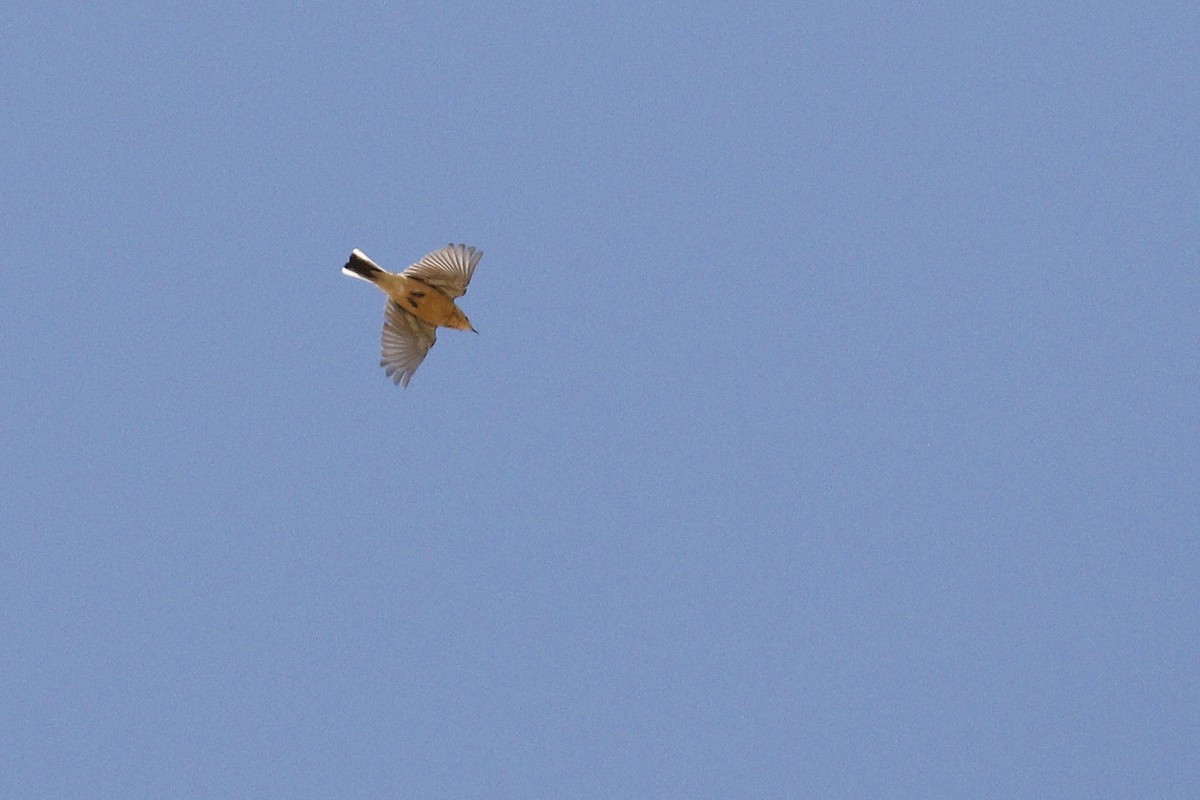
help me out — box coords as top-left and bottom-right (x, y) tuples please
(380, 300), (437, 388)
(401, 243), (482, 299)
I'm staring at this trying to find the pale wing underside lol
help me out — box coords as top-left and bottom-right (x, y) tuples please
(381, 300), (436, 388)
(400, 243), (482, 299)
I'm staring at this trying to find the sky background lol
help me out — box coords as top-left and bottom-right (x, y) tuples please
(2, 2), (1197, 797)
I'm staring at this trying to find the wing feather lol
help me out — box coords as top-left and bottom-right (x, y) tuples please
(400, 243), (482, 299)
(380, 300), (436, 388)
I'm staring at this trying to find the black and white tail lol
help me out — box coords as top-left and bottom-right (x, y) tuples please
(342, 249), (385, 282)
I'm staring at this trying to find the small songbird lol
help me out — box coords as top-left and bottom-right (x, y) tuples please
(342, 243), (483, 388)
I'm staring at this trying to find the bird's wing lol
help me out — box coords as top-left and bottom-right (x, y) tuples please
(400, 243), (482, 299)
(380, 300), (437, 388)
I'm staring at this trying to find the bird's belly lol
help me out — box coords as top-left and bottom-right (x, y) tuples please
(388, 276), (459, 327)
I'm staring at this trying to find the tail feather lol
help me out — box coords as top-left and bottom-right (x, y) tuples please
(342, 249), (385, 282)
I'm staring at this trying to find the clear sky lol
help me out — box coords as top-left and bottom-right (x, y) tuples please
(3, 2), (1197, 797)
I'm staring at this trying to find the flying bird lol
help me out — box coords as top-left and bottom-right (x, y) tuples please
(342, 243), (482, 387)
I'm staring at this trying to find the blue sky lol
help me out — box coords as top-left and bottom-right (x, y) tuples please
(3, 2), (1197, 797)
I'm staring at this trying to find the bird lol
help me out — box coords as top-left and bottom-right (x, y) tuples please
(342, 243), (482, 388)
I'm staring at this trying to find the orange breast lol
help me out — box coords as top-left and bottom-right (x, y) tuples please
(379, 273), (461, 328)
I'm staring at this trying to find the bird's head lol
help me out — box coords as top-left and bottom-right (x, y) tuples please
(447, 308), (477, 333)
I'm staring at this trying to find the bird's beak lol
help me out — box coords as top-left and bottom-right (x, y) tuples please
(471, 326), (478, 334)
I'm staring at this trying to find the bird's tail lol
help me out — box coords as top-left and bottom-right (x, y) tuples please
(342, 249), (385, 283)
